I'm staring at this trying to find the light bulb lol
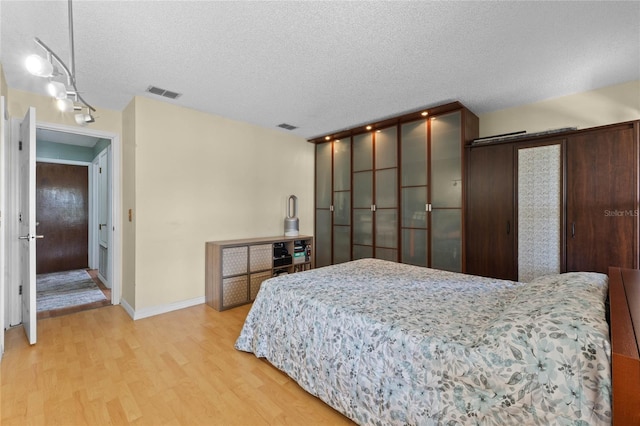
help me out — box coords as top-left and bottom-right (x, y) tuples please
(56, 98), (74, 112)
(75, 113), (88, 126)
(25, 54), (53, 77)
(47, 81), (67, 99)
(75, 112), (95, 126)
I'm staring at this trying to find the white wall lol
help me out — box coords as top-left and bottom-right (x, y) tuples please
(479, 80), (640, 138)
(125, 96), (314, 313)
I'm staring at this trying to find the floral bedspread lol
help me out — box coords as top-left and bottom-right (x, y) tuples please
(235, 259), (611, 425)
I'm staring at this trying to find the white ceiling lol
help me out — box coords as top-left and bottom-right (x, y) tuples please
(1, 1), (639, 140)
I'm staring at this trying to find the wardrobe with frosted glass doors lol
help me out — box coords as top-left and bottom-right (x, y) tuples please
(312, 101), (479, 272)
(315, 138), (351, 268)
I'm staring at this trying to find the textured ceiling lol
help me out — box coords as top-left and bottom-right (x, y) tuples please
(1, 1), (639, 139)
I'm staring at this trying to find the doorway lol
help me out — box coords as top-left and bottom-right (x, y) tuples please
(34, 130), (111, 318)
(4, 118), (122, 334)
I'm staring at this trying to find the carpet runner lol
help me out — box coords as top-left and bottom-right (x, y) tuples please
(36, 269), (107, 312)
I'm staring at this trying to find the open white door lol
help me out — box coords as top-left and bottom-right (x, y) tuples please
(18, 107), (37, 345)
(98, 149), (108, 247)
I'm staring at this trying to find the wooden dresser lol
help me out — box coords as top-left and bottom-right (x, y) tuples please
(608, 267), (640, 425)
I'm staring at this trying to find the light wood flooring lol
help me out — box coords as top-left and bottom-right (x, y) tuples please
(1, 303), (354, 425)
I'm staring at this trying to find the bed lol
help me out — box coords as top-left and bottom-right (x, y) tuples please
(235, 259), (617, 425)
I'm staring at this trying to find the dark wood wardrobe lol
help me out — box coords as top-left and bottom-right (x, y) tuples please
(465, 120), (639, 280)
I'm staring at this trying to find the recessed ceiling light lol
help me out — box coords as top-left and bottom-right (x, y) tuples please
(325, 136), (331, 140)
(421, 111), (429, 117)
(366, 125), (372, 130)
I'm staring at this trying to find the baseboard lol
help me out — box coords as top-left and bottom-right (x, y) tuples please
(97, 272), (111, 289)
(120, 298), (135, 319)
(122, 296), (206, 321)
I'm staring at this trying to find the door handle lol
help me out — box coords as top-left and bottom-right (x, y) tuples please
(99, 223), (107, 230)
(571, 222), (575, 238)
(18, 234), (44, 240)
(506, 220), (510, 235)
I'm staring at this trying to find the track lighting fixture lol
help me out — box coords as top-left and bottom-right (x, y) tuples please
(25, 54), (54, 77)
(25, 0), (96, 123)
(74, 108), (95, 126)
(47, 81), (68, 99)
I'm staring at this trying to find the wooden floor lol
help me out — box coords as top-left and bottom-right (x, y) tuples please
(1, 303), (355, 425)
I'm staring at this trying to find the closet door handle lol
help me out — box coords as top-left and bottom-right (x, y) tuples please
(506, 220), (510, 235)
(571, 222), (575, 238)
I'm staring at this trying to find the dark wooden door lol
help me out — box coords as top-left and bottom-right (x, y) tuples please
(465, 143), (516, 280)
(36, 162), (89, 274)
(566, 124), (638, 273)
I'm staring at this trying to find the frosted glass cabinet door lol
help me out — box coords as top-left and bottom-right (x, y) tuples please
(353, 133), (374, 259)
(432, 209), (461, 272)
(353, 171), (373, 209)
(402, 187), (427, 228)
(316, 143), (332, 208)
(401, 120), (428, 187)
(430, 111), (462, 272)
(315, 209), (331, 268)
(315, 142), (333, 267)
(374, 127), (398, 260)
(401, 186), (428, 266)
(333, 226), (351, 264)
(333, 191), (350, 226)
(353, 209), (373, 246)
(333, 139), (350, 191)
(375, 127), (397, 170)
(400, 120), (428, 266)
(353, 133), (373, 172)
(333, 138), (351, 264)
(375, 169), (397, 209)
(431, 112), (462, 208)
(402, 228), (427, 266)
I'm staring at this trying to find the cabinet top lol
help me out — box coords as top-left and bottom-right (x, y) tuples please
(206, 235), (314, 246)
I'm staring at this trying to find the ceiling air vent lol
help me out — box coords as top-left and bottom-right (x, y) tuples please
(277, 123), (298, 131)
(146, 85), (182, 100)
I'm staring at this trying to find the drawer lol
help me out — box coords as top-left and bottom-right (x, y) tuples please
(250, 244), (273, 272)
(250, 271), (271, 301)
(222, 276), (248, 307)
(222, 246), (248, 276)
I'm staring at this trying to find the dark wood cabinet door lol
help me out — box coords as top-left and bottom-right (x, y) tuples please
(466, 143), (516, 280)
(566, 125), (638, 273)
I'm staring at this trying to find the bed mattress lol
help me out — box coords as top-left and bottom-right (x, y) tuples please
(235, 258), (611, 425)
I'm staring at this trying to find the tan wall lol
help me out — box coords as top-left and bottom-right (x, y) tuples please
(0, 64), (7, 98)
(121, 98), (136, 308)
(131, 96), (314, 310)
(7, 88), (121, 136)
(479, 80), (640, 138)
